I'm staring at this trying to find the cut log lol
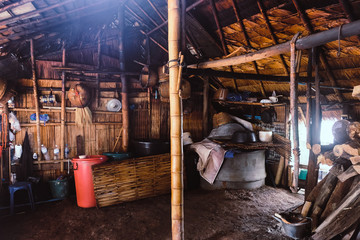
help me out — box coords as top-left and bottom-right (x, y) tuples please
(338, 164), (360, 182)
(350, 156), (360, 165)
(313, 181), (360, 240)
(347, 121), (360, 141)
(310, 165), (342, 229)
(319, 176), (354, 222)
(317, 154), (325, 165)
(333, 142), (360, 158)
(312, 144), (335, 155)
(301, 174), (329, 217)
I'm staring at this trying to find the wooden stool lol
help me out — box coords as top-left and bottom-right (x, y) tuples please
(9, 182), (35, 215)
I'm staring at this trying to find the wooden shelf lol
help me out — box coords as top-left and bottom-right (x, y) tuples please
(20, 122), (122, 127)
(33, 159), (71, 164)
(212, 139), (283, 150)
(213, 100), (286, 107)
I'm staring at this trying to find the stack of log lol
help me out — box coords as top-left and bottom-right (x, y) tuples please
(301, 121), (360, 239)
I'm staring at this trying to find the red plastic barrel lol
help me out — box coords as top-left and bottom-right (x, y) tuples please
(72, 155), (107, 208)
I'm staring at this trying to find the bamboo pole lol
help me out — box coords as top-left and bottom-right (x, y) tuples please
(203, 77), (209, 137)
(168, 0), (184, 239)
(30, 39), (42, 166)
(119, 5), (129, 152)
(290, 34), (300, 192)
(60, 41), (66, 172)
(187, 19), (360, 69)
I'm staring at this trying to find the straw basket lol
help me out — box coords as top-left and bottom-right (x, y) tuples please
(213, 112), (233, 128)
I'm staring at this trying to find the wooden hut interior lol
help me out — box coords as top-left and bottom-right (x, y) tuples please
(0, 0), (359, 239)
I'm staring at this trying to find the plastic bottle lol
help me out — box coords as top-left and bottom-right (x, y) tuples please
(33, 152), (38, 161)
(54, 145), (60, 160)
(65, 144), (70, 159)
(41, 144), (51, 161)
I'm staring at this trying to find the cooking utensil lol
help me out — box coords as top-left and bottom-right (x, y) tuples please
(231, 120), (257, 143)
(273, 213), (312, 239)
(259, 130), (273, 142)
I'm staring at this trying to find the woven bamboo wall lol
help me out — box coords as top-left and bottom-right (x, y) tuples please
(92, 153), (171, 207)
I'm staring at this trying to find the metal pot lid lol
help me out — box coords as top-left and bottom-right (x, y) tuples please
(106, 99), (122, 112)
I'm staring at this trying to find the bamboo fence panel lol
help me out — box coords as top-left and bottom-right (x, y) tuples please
(92, 153), (171, 208)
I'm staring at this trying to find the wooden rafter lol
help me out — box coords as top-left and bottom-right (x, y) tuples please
(291, 0), (344, 102)
(0, 0), (34, 13)
(257, 0), (289, 76)
(209, 0), (238, 90)
(339, 0), (360, 41)
(0, 1), (108, 36)
(0, 0), (74, 27)
(231, 0), (266, 97)
(146, 0), (205, 35)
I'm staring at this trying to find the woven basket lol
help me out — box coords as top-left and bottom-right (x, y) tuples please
(213, 112), (233, 128)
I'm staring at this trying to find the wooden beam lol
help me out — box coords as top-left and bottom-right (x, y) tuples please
(183, 68), (315, 83)
(257, 0), (289, 76)
(230, 0), (266, 97)
(188, 19), (360, 69)
(30, 39), (42, 166)
(291, 0), (343, 102)
(339, 0), (357, 22)
(96, 33), (101, 108)
(119, 5), (129, 153)
(168, 0), (184, 238)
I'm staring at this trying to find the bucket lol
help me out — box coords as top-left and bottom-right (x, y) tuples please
(49, 179), (69, 199)
(72, 155), (108, 208)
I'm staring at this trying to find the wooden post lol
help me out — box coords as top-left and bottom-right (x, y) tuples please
(290, 34), (300, 192)
(168, 0), (184, 239)
(119, 5), (129, 152)
(96, 33), (101, 108)
(60, 41), (66, 172)
(30, 39), (42, 166)
(203, 77), (209, 137)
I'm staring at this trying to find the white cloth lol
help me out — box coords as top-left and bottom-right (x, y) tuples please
(190, 139), (226, 184)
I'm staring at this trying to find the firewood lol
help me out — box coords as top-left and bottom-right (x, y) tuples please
(350, 156), (360, 165)
(347, 121), (360, 141)
(317, 154), (325, 165)
(317, 151), (336, 166)
(301, 174), (329, 218)
(319, 177), (354, 222)
(313, 180), (360, 240)
(337, 164), (360, 182)
(312, 144), (335, 155)
(310, 165), (342, 229)
(333, 142), (360, 159)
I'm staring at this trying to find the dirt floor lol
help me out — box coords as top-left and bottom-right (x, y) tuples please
(0, 186), (303, 240)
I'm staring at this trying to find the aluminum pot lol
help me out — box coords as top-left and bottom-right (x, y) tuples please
(131, 139), (170, 157)
(232, 130), (257, 143)
(273, 215), (312, 240)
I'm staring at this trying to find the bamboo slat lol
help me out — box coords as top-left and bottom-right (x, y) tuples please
(92, 153), (171, 208)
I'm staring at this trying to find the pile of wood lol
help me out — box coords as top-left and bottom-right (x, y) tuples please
(302, 121), (360, 239)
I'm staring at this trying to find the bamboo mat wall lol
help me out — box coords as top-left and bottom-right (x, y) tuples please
(92, 153), (171, 207)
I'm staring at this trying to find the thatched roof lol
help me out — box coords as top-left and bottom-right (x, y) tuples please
(0, 0), (359, 105)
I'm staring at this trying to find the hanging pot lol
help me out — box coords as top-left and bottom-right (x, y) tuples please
(158, 80), (191, 101)
(139, 65), (158, 88)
